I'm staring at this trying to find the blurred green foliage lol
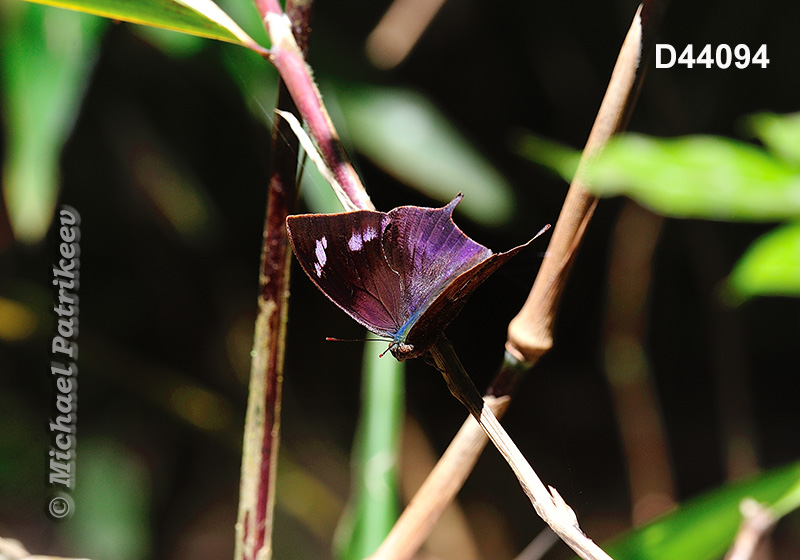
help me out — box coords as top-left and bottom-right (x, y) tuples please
(518, 112), (800, 301)
(604, 462), (800, 560)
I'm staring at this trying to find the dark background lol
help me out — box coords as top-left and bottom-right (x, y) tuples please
(2, 0), (799, 558)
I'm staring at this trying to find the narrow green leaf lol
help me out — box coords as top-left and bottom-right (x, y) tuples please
(514, 131), (581, 182)
(604, 462), (800, 560)
(67, 438), (152, 560)
(23, 0), (268, 52)
(336, 85), (516, 226)
(726, 222), (800, 300)
(336, 336), (404, 560)
(1, 2), (105, 243)
(747, 112), (800, 168)
(586, 134), (800, 221)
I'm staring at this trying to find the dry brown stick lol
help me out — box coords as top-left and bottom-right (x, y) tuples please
(724, 499), (777, 560)
(370, 4), (659, 559)
(602, 203), (674, 524)
(428, 337), (613, 560)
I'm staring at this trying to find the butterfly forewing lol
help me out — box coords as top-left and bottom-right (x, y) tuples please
(384, 195), (494, 322)
(287, 211), (403, 337)
(404, 242), (531, 356)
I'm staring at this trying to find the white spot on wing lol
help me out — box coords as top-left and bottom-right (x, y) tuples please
(363, 226), (378, 242)
(315, 236), (327, 277)
(348, 231), (363, 251)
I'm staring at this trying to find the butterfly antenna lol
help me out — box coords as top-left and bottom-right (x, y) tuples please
(533, 223), (551, 240)
(325, 337), (391, 343)
(378, 342), (396, 359)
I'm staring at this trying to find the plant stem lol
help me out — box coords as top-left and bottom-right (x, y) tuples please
(235, 4), (311, 560)
(258, 0), (373, 211)
(427, 338), (613, 560)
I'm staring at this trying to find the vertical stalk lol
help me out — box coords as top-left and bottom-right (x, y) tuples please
(235, 3), (312, 560)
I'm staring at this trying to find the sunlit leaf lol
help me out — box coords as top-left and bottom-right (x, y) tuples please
(604, 462), (800, 560)
(24, 0), (268, 51)
(336, 85), (515, 226)
(514, 131), (580, 182)
(747, 112), (800, 168)
(0, 2), (105, 243)
(586, 134), (800, 221)
(726, 221), (800, 300)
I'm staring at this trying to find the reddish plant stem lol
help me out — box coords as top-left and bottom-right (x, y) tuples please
(258, 0), (372, 211)
(235, 3), (311, 560)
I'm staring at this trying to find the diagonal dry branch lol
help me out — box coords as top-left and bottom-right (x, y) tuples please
(370, 2), (667, 558)
(428, 338), (614, 560)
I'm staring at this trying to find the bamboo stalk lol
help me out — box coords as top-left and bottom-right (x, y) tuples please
(371, 3), (667, 558)
(235, 4), (312, 560)
(428, 338), (613, 560)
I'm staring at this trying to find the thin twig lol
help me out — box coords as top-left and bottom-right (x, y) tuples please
(428, 337), (613, 560)
(725, 499), (777, 560)
(0, 537), (89, 560)
(513, 528), (560, 560)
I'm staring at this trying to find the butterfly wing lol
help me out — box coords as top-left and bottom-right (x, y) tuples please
(403, 242), (530, 357)
(384, 195), (532, 358)
(287, 210), (403, 338)
(384, 196), (490, 312)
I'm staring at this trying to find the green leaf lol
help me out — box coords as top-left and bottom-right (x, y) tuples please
(23, 0), (267, 52)
(514, 131), (581, 182)
(603, 462), (800, 560)
(586, 134), (800, 221)
(747, 112), (800, 167)
(726, 222), (800, 300)
(67, 438), (152, 560)
(0, 2), (105, 243)
(336, 85), (516, 226)
(336, 336), (404, 560)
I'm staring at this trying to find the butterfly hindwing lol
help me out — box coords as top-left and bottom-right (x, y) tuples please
(286, 210), (403, 337)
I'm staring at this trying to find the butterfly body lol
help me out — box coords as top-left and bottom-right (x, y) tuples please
(286, 195), (533, 361)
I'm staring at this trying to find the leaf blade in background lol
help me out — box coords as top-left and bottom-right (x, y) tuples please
(23, 0), (267, 50)
(0, 2), (105, 243)
(586, 134), (800, 221)
(605, 462), (800, 560)
(68, 438), (152, 560)
(747, 111), (800, 168)
(726, 221), (800, 301)
(336, 85), (515, 226)
(336, 337), (404, 560)
(513, 130), (581, 182)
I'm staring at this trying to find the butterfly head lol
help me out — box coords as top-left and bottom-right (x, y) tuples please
(380, 340), (416, 361)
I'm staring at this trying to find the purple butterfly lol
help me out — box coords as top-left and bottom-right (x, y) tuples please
(286, 195), (541, 361)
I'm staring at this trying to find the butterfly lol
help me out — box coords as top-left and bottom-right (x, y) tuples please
(286, 194), (542, 361)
